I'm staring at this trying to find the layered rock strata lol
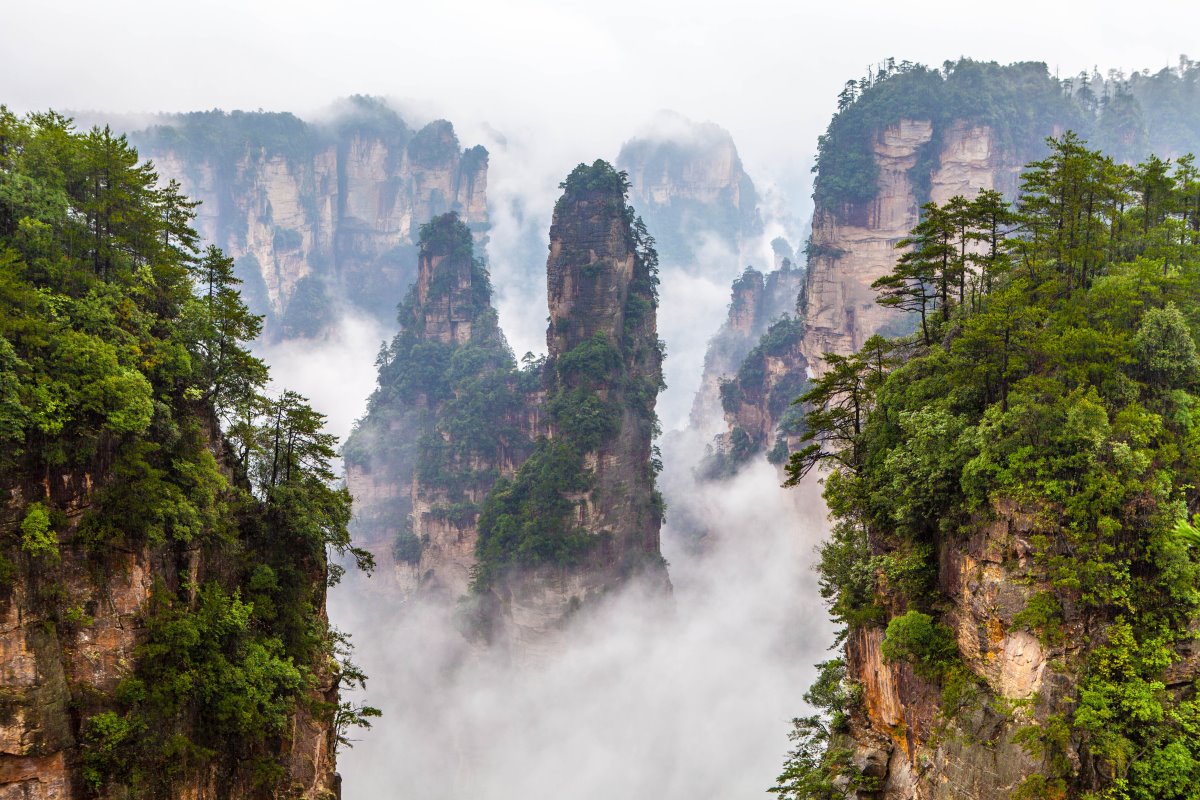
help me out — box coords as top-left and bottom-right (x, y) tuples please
(691, 259), (806, 436)
(0, 441), (339, 799)
(801, 120), (1014, 374)
(343, 213), (523, 598)
(346, 165), (667, 641)
(130, 104), (488, 333)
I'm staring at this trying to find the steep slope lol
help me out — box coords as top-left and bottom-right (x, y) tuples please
(476, 160), (668, 650)
(775, 136), (1200, 800)
(0, 112), (365, 799)
(344, 162), (667, 649)
(690, 257), (806, 433)
(617, 114), (761, 269)
(800, 58), (1200, 374)
(343, 213), (532, 597)
(123, 97), (488, 334)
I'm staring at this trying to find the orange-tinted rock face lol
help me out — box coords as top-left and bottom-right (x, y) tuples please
(0, 468), (338, 799)
(840, 501), (1062, 800)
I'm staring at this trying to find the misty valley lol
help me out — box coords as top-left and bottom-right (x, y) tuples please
(4, 52), (1200, 800)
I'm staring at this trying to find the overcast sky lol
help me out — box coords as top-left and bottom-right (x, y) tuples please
(5, 0), (1199, 192)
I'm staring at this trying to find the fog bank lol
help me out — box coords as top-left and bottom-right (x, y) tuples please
(331, 449), (835, 798)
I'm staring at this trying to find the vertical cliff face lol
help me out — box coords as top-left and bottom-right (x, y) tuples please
(543, 163), (665, 562)
(128, 102), (489, 335)
(616, 115), (761, 270)
(0, 114), (354, 799)
(801, 120), (1016, 372)
(343, 213), (522, 598)
(691, 260), (806, 436)
(833, 501), (1055, 800)
(1, 460), (340, 800)
(345, 163), (668, 654)
(479, 161), (668, 654)
(782, 66), (1200, 799)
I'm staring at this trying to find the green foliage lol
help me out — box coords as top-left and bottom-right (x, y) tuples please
(770, 659), (871, 799)
(547, 388), (621, 451)
(392, 528), (422, 565)
(0, 109), (374, 794)
(1012, 591), (1066, 645)
(557, 159), (631, 198)
(82, 584), (306, 793)
(407, 120), (460, 166)
(768, 716), (849, 800)
(473, 440), (596, 588)
(19, 502), (58, 560)
(135, 109), (320, 168)
(789, 132), (1200, 797)
(1132, 301), (1199, 388)
(816, 59), (1080, 211)
(880, 610), (960, 680)
(556, 333), (622, 385)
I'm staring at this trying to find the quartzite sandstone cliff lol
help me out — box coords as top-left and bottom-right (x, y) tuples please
(131, 104), (488, 334)
(345, 164), (667, 652)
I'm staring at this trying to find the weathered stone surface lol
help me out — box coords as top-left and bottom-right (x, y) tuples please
(844, 501), (1062, 800)
(543, 177), (666, 567)
(800, 121), (1019, 375)
(616, 117), (761, 268)
(0, 471), (338, 798)
(691, 261), (805, 436)
(137, 117), (488, 333)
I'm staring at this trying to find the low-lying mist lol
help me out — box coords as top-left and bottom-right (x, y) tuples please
(254, 178), (834, 795)
(331, 439), (834, 798)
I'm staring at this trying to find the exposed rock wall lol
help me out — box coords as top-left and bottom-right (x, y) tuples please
(345, 165), (668, 652)
(343, 213), (516, 599)
(616, 116), (761, 269)
(801, 120), (1017, 374)
(131, 109), (488, 334)
(543, 171), (664, 561)
(488, 163), (668, 656)
(0, 459), (338, 799)
(691, 260), (805, 435)
(840, 501), (1060, 800)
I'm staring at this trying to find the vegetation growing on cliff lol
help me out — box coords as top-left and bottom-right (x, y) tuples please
(815, 57), (1200, 213)
(780, 133), (1200, 798)
(473, 161), (664, 588)
(707, 315), (808, 474)
(0, 109), (373, 795)
(344, 212), (527, 569)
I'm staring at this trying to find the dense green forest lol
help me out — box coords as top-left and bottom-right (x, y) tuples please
(776, 133), (1200, 798)
(0, 109), (373, 795)
(815, 57), (1200, 212)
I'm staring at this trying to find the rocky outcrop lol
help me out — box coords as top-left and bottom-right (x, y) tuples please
(345, 163), (668, 651)
(0, 453), (338, 799)
(839, 500), (1062, 800)
(485, 161), (668, 654)
(616, 115), (761, 268)
(801, 120), (1016, 374)
(343, 213), (520, 599)
(691, 259), (806, 436)
(543, 163), (665, 563)
(129, 102), (488, 334)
